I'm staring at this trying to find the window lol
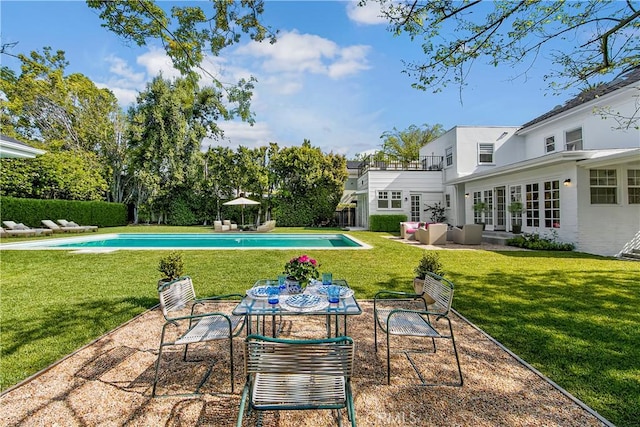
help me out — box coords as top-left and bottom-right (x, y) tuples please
(590, 169), (617, 204)
(510, 185), (522, 226)
(445, 147), (453, 167)
(525, 183), (540, 227)
(545, 136), (555, 153)
(378, 191), (402, 209)
(565, 128), (583, 151)
(483, 190), (493, 225)
(628, 169), (640, 204)
(544, 180), (560, 228)
(445, 193), (451, 208)
(478, 143), (494, 164)
(473, 192), (482, 224)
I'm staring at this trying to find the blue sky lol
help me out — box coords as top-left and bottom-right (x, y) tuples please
(1, 1), (570, 158)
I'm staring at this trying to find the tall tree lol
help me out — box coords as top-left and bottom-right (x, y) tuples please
(379, 123), (444, 161)
(369, 0), (639, 92)
(0, 47), (120, 152)
(270, 140), (347, 226)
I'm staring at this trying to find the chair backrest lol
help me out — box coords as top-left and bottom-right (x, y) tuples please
(158, 276), (196, 318)
(42, 220), (61, 230)
(244, 335), (354, 378)
(3, 220), (18, 229)
(421, 272), (455, 314)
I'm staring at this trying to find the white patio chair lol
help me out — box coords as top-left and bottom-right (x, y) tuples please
(152, 276), (246, 397)
(374, 271), (463, 386)
(236, 334), (356, 427)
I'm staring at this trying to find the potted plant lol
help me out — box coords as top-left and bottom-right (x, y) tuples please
(508, 202), (523, 234)
(413, 252), (444, 304)
(283, 254), (320, 293)
(157, 251), (185, 288)
(472, 201), (488, 229)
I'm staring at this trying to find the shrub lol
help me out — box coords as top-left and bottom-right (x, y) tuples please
(369, 214), (407, 232)
(507, 232), (575, 251)
(414, 251), (445, 278)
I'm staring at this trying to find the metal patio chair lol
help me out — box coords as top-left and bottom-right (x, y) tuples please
(374, 271), (463, 386)
(236, 334), (356, 427)
(152, 276), (246, 397)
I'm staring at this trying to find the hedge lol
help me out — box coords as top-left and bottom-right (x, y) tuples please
(369, 214), (407, 232)
(0, 196), (127, 228)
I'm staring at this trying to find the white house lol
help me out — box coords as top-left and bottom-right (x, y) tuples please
(353, 67), (640, 257)
(0, 134), (45, 158)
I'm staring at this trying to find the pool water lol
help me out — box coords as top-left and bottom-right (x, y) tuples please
(1, 233), (370, 251)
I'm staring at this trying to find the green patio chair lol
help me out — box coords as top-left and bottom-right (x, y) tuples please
(152, 276), (246, 397)
(374, 271), (463, 386)
(237, 334), (356, 427)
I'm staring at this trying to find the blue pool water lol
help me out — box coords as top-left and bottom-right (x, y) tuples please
(1, 233), (370, 250)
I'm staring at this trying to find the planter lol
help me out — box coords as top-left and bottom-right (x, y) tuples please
(285, 278), (303, 294)
(413, 278), (436, 304)
(511, 224), (522, 234)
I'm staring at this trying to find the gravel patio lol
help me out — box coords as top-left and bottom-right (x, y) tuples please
(0, 299), (609, 427)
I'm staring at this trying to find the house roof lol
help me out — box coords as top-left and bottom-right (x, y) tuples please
(0, 134), (46, 158)
(520, 67), (640, 131)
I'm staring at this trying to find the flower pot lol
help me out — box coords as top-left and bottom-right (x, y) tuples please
(413, 278), (436, 305)
(512, 224), (522, 234)
(285, 278), (303, 294)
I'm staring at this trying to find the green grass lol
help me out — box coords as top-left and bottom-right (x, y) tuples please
(1, 226), (638, 426)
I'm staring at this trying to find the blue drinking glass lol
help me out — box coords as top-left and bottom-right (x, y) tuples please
(327, 285), (340, 303)
(278, 274), (287, 292)
(267, 285), (280, 305)
(322, 272), (333, 286)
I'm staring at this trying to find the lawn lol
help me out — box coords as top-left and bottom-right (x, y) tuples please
(1, 226), (638, 427)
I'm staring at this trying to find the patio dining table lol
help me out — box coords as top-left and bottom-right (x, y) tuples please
(232, 279), (362, 338)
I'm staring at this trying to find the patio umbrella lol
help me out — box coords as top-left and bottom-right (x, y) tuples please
(223, 196), (260, 225)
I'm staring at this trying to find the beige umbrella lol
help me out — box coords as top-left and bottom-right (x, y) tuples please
(223, 196), (260, 225)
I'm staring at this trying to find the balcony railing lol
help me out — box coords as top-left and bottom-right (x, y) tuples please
(357, 155), (444, 177)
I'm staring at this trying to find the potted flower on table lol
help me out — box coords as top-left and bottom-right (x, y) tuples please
(283, 254), (320, 294)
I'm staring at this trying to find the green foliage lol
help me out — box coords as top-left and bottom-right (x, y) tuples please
(507, 232), (575, 251)
(379, 123), (444, 160)
(282, 254), (319, 282)
(472, 201), (488, 212)
(270, 140), (347, 226)
(369, 214), (407, 232)
(0, 152), (108, 201)
(157, 251), (184, 281)
(167, 197), (198, 226)
(380, 1), (639, 94)
(424, 201), (446, 223)
(0, 196), (127, 227)
(414, 251), (444, 278)
(508, 202), (524, 214)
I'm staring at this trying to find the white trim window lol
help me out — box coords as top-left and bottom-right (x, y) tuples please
(545, 136), (555, 153)
(478, 143), (494, 164)
(543, 180), (560, 228)
(590, 169), (617, 204)
(565, 128), (583, 151)
(445, 147), (453, 167)
(525, 183), (540, 227)
(377, 190), (402, 209)
(627, 169), (640, 204)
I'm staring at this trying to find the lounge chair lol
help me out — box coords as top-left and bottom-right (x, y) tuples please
(452, 224), (483, 245)
(415, 223), (448, 245)
(256, 220), (276, 232)
(400, 221), (420, 239)
(41, 219), (84, 233)
(3, 221), (53, 236)
(223, 220), (238, 230)
(0, 226), (36, 237)
(57, 219), (98, 232)
(213, 220), (230, 232)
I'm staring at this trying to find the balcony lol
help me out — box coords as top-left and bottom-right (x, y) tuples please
(357, 155), (444, 177)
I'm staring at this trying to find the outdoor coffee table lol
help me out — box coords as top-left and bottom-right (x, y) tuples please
(232, 279), (362, 338)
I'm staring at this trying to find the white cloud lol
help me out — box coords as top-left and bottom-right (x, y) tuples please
(213, 121), (275, 150)
(137, 46), (181, 80)
(234, 30), (370, 80)
(346, 1), (387, 25)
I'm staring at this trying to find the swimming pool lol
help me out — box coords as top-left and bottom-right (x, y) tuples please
(0, 233), (371, 251)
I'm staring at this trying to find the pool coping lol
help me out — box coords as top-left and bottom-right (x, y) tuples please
(0, 232), (373, 251)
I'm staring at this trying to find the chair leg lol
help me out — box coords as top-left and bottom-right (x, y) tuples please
(449, 325), (464, 386)
(152, 343), (165, 397)
(373, 311), (378, 352)
(236, 383), (249, 427)
(229, 336), (235, 393)
(386, 330), (391, 385)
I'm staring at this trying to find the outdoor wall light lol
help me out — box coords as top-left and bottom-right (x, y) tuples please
(464, 193), (470, 198)
(563, 179), (571, 186)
